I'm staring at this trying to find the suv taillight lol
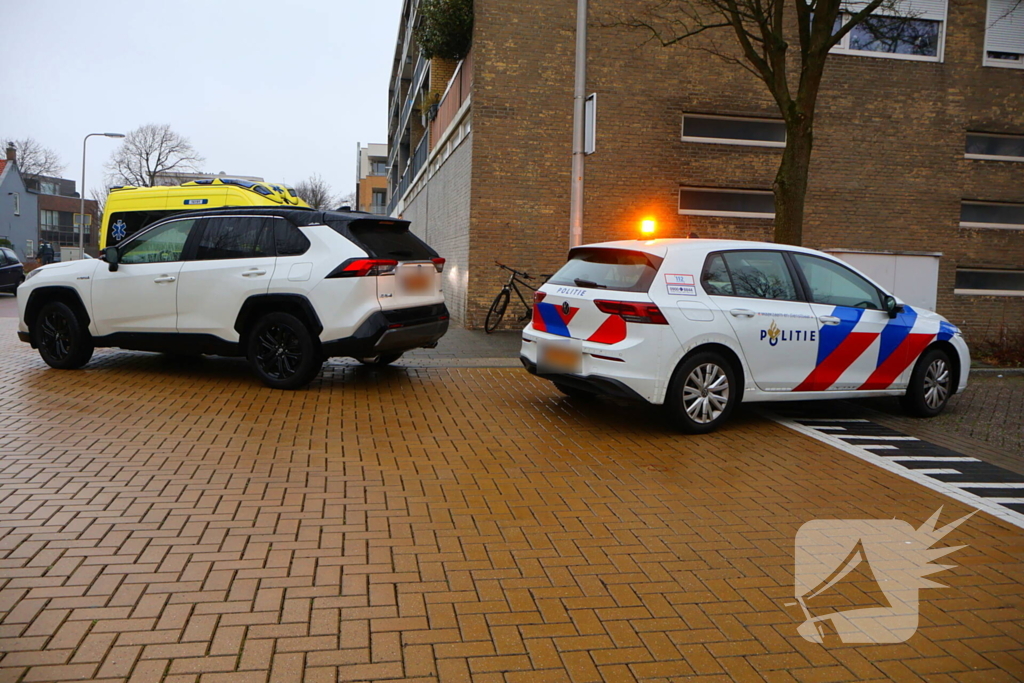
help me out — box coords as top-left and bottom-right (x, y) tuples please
(432, 257), (446, 273)
(594, 300), (668, 325)
(327, 258), (399, 278)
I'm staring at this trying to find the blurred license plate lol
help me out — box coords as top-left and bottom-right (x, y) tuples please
(398, 266), (433, 294)
(539, 340), (582, 373)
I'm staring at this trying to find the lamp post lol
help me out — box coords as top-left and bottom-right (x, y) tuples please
(569, 0), (588, 248)
(80, 132), (124, 258)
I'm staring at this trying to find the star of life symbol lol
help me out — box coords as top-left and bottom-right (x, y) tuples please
(112, 220), (127, 241)
(790, 507), (975, 644)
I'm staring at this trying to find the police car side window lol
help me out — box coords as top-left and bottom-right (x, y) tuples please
(792, 254), (884, 310)
(701, 254), (734, 295)
(721, 251), (798, 301)
(195, 217), (274, 260)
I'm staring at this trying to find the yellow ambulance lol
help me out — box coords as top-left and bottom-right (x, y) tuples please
(100, 178), (310, 249)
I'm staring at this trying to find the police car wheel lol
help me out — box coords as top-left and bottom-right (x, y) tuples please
(900, 347), (952, 418)
(247, 312), (323, 390)
(34, 301), (94, 370)
(666, 351), (737, 434)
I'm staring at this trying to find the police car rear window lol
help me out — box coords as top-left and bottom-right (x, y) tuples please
(550, 248), (663, 293)
(329, 219), (437, 261)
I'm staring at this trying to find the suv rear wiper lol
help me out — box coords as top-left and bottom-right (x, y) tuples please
(574, 278), (607, 289)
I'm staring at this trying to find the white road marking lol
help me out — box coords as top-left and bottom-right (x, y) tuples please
(914, 469), (966, 474)
(890, 456), (980, 462)
(861, 445), (898, 450)
(796, 418), (870, 423)
(957, 483), (1024, 489)
(840, 435), (919, 441)
(768, 413), (1024, 531)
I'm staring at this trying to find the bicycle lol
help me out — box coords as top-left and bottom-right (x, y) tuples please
(485, 262), (545, 333)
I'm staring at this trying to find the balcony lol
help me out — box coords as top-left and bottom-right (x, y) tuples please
(429, 49), (472, 148)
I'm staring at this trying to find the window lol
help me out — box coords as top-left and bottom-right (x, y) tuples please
(371, 189), (387, 213)
(195, 217), (274, 260)
(960, 201), (1024, 229)
(274, 219), (310, 256)
(965, 132), (1024, 161)
(832, 0), (946, 62)
(120, 219), (196, 264)
(550, 248), (663, 293)
(792, 253), (884, 310)
(955, 269), (1024, 296)
(370, 159), (387, 176)
(708, 251), (799, 301)
(701, 254), (734, 296)
(39, 182), (59, 195)
(12, 192), (19, 216)
(679, 187), (775, 218)
(984, 0), (1024, 68)
(682, 114), (786, 147)
(330, 219), (437, 261)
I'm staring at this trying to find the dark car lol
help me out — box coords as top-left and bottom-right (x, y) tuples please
(0, 247), (25, 294)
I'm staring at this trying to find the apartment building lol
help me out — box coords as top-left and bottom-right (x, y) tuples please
(356, 143), (389, 213)
(387, 0), (1023, 339)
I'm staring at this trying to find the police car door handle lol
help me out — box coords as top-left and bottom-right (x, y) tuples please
(242, 269), (267, 277)
(819, 315), (841, 325)
(153, 275), (176, 283)
(729, 308), (756, 318)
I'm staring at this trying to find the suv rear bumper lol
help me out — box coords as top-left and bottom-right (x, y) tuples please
(321, 304), (449, 359)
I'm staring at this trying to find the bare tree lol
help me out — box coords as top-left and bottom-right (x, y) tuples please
(612, 0), (911, 245)
(104, 124), (204, 187)
(1, 136), (65, 180)
(90, 187), (109, 222)
(294, 174), (337, 210)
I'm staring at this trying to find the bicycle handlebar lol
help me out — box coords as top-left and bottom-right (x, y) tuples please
(495, 261), (532, 279)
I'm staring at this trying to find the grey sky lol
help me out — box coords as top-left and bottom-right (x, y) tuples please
(1, 0), (400, 202)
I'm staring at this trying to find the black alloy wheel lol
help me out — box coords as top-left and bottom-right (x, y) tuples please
(35, 301), (94, 369)
(247, 312), (323, 389)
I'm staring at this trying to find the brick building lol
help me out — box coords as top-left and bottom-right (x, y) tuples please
(387, 0), (1024, 339)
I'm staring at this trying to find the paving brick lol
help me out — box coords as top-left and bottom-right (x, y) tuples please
(0, 320), (1022, 683)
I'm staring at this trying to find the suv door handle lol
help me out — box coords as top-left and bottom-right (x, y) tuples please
(819, 315), (841, 325)
(242, 269), (267, 277)
(153, 275), (176, 283)
(729, 308), (756, 318)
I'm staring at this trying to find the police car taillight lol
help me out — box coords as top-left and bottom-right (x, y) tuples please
(327, 258), (399, 278)
(595, 300), (668, 325)
(534, 291), (547, 305)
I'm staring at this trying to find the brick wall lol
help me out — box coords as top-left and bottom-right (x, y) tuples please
(408, 0), (1024, 338)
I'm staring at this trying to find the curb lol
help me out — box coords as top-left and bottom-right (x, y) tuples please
(970, 367), (1024, 375)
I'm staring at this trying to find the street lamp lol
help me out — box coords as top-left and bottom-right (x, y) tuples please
(80, 132), (125, 258)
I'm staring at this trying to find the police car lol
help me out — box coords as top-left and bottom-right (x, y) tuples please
(520, 237), (969, 433)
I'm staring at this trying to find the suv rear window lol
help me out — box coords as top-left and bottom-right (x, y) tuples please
(329, 219), (437, 261)
(549, 248), (663, 292)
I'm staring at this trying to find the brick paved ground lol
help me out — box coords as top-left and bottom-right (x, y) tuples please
(1, 317), (1023, 682)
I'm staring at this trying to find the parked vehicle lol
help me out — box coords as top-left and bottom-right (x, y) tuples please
(520, 239), (969, 433)
(0, 247), (25, 294)
(100, 178), (309, 250)
(18, 207), (448, 389)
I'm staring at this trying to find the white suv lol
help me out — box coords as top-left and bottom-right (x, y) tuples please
(17, 208), (449, 388)
(521, 239), (970, 433)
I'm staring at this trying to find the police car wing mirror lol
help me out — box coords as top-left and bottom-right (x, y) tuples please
(105, 246), (120, 272)
(884, 295), (903, 318)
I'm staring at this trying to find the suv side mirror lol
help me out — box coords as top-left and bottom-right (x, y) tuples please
(105, 246), (120, 272)
(884, 295), (904, 318)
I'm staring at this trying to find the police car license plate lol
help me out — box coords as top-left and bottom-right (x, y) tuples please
(398, 265), (433, 294)
(538, 340), (582, 374)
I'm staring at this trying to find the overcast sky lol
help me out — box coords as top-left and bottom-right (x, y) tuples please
(0, 0), (401, 202)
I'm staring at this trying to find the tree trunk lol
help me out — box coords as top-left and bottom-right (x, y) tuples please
(773, 119), (814, 245)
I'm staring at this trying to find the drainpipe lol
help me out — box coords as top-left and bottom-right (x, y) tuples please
(569, 0), (587, 248)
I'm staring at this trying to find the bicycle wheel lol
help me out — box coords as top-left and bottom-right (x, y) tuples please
(485, 289), (511, 333)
